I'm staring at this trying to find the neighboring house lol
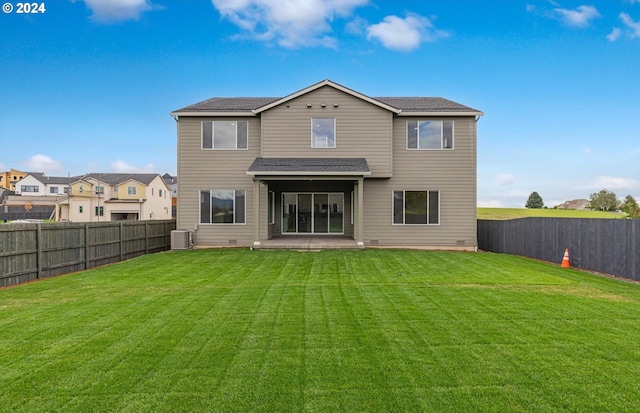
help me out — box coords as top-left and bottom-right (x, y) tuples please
(557, 199), (590, 210)
(171, 79), (482, 249)
(14, 173), (74, 196)
(56, 173), (172, 222)
(0, 169), (28, 191)
(162, 173), (178, 218)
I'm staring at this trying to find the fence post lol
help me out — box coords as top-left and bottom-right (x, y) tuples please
(145, 221), (149, 254)
(36, 223), (42, 279)
(119, 221), (124, 262)
(164, 221), (168, 251)
(84, 223), (89, 270)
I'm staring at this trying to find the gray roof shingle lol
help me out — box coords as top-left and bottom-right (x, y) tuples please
(248, 158), (370, 173)
(75, 173), (160, 186)
(174, 96), (477, 113)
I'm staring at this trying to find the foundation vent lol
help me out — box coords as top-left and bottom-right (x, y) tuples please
(228, 239), (237, 245)
(456, 240), (465, 246)
(369, 240), (379, 246)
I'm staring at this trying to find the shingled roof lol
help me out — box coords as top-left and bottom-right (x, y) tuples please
(74, 173), (161, 186)
(172, 79), (481, 115)
(247, 158), (370, 176)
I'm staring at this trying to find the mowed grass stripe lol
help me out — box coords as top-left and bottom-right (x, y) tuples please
(1, 249), (640, 412)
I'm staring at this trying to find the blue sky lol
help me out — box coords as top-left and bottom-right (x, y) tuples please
(1, 0), (639, 207)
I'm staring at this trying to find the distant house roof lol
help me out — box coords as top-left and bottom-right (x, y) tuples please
(28, 173), (77, 185)
(162, 173), (177, 185)
(73, 173), (161, 186)
(247, 157), (371, 176)
(172, 79), (482, 116)
(557, 199), (590, 210)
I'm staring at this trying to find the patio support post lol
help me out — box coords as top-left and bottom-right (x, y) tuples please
(357, 177), (364, 246)
(253, 178), (260, 248)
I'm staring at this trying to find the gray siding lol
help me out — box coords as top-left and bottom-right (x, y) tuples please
(362, 116), (477, 247)
(260, 86), (393, 178)
(176, 116), (260, 246)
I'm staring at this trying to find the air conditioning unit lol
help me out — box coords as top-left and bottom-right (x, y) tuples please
(171, 230), (193, 250)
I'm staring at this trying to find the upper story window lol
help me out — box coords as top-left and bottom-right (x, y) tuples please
(311, 118), (336, 148)
(50, 187), (58, 194)
(128, 186), (137, 195)
(95, 186), (104, 194)
(202, 121), (248, 150)
(407, 121), (454, 150)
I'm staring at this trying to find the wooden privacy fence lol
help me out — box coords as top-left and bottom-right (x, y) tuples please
(0, 220), (176, 287)
(478, 218), (639, 281)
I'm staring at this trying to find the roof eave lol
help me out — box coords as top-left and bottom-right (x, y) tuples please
(397, 111), (484, 117)
(247, 170), (372, 177)
(170, 111), (257, 117)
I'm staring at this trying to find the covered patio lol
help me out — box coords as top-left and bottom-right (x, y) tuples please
(248, 157), (370, 249)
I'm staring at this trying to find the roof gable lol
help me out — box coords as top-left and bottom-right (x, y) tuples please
(252, 79), (400, 114)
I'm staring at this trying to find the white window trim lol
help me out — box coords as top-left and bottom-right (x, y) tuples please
(201, 121), (249, 151)
(406, 120), (455, 151)
(391, 190), (441, 226)
(199, 189), (247, 225)
(311, 118), (336, 149)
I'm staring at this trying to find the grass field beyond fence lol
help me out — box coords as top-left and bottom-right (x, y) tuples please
(1, 249), (640, 412)
(478, 207), (624, 220)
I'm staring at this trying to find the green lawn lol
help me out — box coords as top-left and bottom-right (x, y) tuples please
(2, 249), (640, 412)
(478, 207), (624, 220)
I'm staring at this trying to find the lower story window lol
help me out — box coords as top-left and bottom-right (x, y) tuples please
(200, 189), (246, 224)
(393, 190), (439, 225)
(95, 206), (104, 216)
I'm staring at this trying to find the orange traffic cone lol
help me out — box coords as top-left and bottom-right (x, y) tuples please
(561, 248), (570, 268)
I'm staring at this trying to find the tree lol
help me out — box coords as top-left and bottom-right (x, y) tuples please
(525, 191), (544, 209)
(588, 189), (619, 211)
(620, 194), (640, 218)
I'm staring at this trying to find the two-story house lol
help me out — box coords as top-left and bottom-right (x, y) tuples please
(14, 173), (73, 196)
(56, 173), (172, 222)
(172, 80), (482, 249)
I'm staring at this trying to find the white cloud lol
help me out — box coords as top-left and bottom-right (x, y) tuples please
(494, 174), (516, 185)
(211, 0), (368, 48)
(583, 176), (640, 190)
(345, 16), (368, 35)
(620, 13), (640, 38)
(631, 148), (640, 156)
(73, 0), (157, 23)
(24, 154), (63, 172)
(626, 0), (640, 5)
(554, 5), (601, 28)
(526, 4), (536, 13)
(366, 13), (449, 52)
(0, 162), (5, 171)
(583, 147), (593, 154)
(111, 160), (156, 173)
(506, 190), (531, 198)
(607, 27), (622, 42)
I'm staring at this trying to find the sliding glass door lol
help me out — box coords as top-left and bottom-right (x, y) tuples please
(282, 193), (343, 234)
